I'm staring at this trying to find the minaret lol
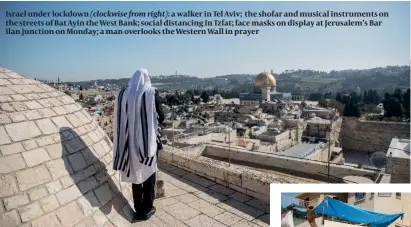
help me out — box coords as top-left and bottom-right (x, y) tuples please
(261, 74), (271, 102)
(262, 87), (271, 102)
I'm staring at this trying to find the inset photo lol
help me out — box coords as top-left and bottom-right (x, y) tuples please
(281, 192), (410, 227)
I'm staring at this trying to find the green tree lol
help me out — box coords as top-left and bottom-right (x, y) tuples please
(383, 96), (404, 118)
(318, 99), (328, 108)
(166, 94), (179, 106)
(343, 93), (360, 117)
(184, 90), (195, 102)
(367, 89), (380, 104)
(107, 95), (115, 101)
(393, 88), (403, 104)
(301, 101), (307, 108)
(380, 89), (409, 119)
(211, 87), (218, 96)
(193, 98), (201, 105)
(79, 85), (83, 91)
(363, 90), (368, 104)
(308, 92), (323, 101)
(335, 93), (343, 103)
(403, 89), (410, 118)
(373, 90), (381, 104)
(200, 91), (210, 103)
(341, 94), (350, 105)
(384, 92), (390, 100)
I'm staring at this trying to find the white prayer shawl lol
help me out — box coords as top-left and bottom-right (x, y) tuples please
(113, 69), (159, 184)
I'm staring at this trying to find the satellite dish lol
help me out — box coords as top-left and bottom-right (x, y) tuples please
(370, 152), (388, 169)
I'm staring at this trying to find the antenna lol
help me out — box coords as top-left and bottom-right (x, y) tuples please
(370, 152), (389, 170)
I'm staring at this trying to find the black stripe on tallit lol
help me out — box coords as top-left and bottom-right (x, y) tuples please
(113, 89), (122, 169)
(148, 157), (154, 166)
(120, 147), (129, 172)
(139, 148), (144, 163)
(119, 102), (129, 172)
(124, 149), (131, 177)
(144, 157), (150, 165)
(141, 92), (149, 158)
(113, 88), (126, 170)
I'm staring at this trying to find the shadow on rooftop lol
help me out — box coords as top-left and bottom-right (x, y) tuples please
(59, 127), (134, 224)
(158, 161), (269, 225)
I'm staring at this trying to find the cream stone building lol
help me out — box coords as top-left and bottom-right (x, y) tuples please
(348, 192), (411, 227)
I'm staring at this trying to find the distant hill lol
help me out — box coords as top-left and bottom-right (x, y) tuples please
(68, 65), (410, 94)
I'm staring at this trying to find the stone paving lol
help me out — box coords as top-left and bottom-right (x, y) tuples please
(125, 161), (270, 227)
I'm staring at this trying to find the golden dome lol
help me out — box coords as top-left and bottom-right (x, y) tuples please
(254, 72), (276, 87)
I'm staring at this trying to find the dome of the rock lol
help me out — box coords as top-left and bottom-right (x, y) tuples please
(254, 72), (276, 87)
(0, 67), (134, 227)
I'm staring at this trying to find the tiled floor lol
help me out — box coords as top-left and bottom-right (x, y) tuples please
(128, 162), (270, 227)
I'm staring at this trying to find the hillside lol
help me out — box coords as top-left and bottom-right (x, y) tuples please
(68, 65), (410, 94)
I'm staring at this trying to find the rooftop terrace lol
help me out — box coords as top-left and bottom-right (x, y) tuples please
(137, 162), (270, 227)
(0, 67), (270, 227)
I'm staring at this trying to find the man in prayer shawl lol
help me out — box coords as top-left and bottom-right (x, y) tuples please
(112, 69), (164, 221)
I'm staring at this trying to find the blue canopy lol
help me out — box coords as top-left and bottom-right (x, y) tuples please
(314, 197), (404, 227)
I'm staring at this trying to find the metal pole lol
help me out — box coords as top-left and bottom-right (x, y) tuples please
(327, 119), (332, 183)
(172, 110), (174, 148)
(228, 120), (232, 166)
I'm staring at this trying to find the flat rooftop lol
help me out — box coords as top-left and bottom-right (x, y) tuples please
(388, 138), (410, 159)
(282, 143), (319, 158)
(259, 131), (282, 136)
(343, 150), (375, 168)
(179, 133), (233, 144)
(306, 117), (330, 124)
(291, 101), (318, 106)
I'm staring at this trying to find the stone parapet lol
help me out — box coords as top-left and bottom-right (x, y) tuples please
(158, 145), (298, 204)
(204, 144), (383, 181)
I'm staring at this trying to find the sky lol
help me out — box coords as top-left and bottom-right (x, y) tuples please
(281, 192), (300, 207)
(0, 1), (409, 81)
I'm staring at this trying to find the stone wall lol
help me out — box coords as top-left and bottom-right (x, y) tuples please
(340, 117), (410, 153)
(307, 146), (329, 162)
(386, 157), (410, 183)
(203, 145), (384, 183)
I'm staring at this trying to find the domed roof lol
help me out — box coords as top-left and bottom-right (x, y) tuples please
(0, 67), (133, 227)
(254, 72), (276, 87)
